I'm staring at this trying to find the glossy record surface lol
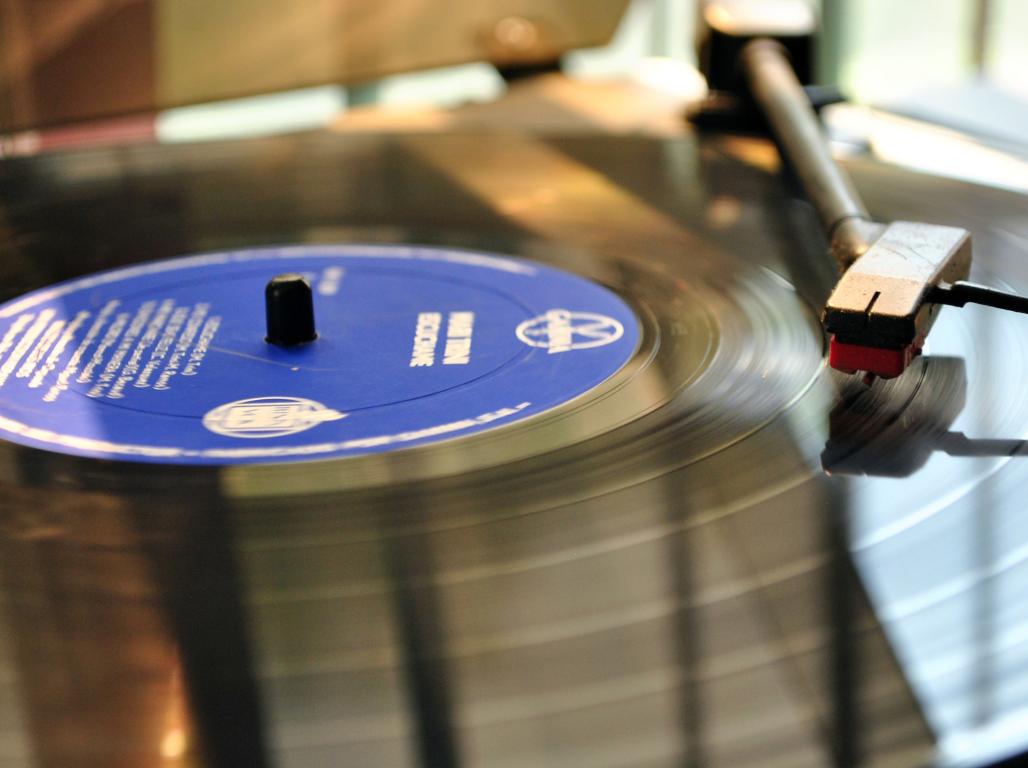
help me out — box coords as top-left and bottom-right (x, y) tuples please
(0, 126), (1026, 767)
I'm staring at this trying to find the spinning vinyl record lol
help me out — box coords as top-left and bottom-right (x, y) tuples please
(0, 128), (1027, 767)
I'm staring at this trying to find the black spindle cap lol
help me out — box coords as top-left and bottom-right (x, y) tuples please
(265, 273), (317, 346)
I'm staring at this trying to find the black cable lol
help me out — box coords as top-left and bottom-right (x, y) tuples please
(927, 281), (1028, 315)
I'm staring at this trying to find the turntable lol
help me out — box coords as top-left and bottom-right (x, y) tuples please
(1, 2), (1028, 767)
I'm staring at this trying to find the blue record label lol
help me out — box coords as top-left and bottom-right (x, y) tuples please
(0, 245), (639, 464)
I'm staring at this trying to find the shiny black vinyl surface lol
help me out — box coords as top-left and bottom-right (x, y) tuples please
(1, 126), (1028, 767)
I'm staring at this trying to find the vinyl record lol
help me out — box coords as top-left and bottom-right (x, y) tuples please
(1, 128), (1027, 767)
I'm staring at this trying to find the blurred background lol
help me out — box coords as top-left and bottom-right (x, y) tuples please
(2, 0), (1027, 151)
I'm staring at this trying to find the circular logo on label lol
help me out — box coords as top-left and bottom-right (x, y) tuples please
(515, 309), (625, 353)
(203, 397), (346, 439)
